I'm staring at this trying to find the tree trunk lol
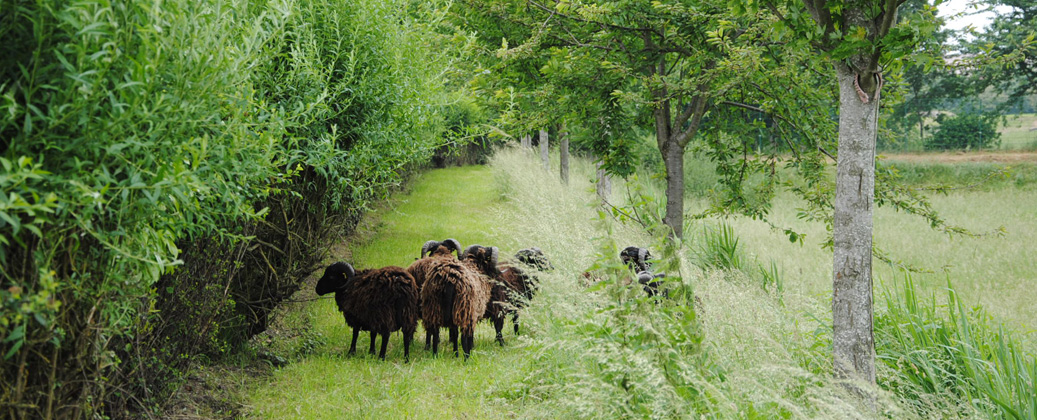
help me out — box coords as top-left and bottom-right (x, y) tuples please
(660, 139), (685, 239)
(653, 89), (684, 239)
(521, 133), (531, 149)
(559, 128), (569, 184)
(595, 160), (611, 200)
(832, 64), (878, 391)
(539, 129), (549, 170)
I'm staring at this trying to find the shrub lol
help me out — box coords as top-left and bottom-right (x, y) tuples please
(0, 0), (469, 417)
(925, 114), (1001, 150)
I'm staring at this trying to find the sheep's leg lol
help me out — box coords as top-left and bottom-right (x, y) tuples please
(348, 328), (360, 355)
(378, 331), (390, 361)
(369, 331), (377, 355)
(431, 327), (440, 356)
(461, 329), (474, 361)
(494, 316), (505, 346)
(449, 326), (459, 357)
(424, 328), (432, 351)
(513, 313), (520, 335)
(403, 328), (414, 363)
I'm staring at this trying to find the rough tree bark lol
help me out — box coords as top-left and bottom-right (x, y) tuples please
(539, 129), (549, 170)
(832, 63), (880, 390)
(559, 126), (569, 184)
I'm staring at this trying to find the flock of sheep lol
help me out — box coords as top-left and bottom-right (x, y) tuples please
(314, 240), (662, 361)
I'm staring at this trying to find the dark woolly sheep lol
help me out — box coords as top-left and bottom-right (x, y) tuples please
(420, 256), (490, 360)
(407, 238), (462, 289)
(406, 238), (462, 349)
(514, 247), (554, 272)
(314, 262), (419, 361)
(463, 245), (549, 345)
(494, 248), (553, 339)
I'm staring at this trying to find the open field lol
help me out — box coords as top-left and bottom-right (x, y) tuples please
(883, 150), (1037, 163)
(999, 113), (1037, 150)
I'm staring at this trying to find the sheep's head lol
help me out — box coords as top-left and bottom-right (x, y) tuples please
(315, 262), (355, 295)
(515, 247), (554, 271)
(620, 246), (651, 272)
(421, 238), (462, 258)
(463, 244), (499, 275)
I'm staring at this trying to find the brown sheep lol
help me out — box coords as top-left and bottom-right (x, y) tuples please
(496, 248), (552, 337)
(406, 238), (462, 349)
(315, 262), (419, 361)
(420, 257), (490, 360)
(462, 245), (532, 346)
(407, 238), (462, 289)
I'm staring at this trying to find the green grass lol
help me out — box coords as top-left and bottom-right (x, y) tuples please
(247, 150), (1036, 419)
(247, 165), (534, 419)
(998, 113), (1037, 150)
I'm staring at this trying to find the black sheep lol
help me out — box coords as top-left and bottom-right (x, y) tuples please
(315, 262), (419, 361)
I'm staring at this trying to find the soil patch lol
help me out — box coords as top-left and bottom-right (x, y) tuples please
(882, 151), (1037, 164)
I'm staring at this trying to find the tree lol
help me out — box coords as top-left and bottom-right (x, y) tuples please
(479, 0), (831, 239)
(967, 0), (1037, 106)
(768, 0), (937, 392)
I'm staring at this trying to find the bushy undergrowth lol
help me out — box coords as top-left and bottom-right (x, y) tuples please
(0, 0), (470, 417)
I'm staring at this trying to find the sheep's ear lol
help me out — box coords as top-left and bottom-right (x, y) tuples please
(443, 238), (462, 256)
(420, 240), (439, 258)
(490, 247), (499, 266)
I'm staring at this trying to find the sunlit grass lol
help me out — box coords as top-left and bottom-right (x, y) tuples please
(247, 165), (533, 419)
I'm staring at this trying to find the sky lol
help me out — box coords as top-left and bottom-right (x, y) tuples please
(937, 0), (1011, 33)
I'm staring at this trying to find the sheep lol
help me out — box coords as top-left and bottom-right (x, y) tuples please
(419, 255), (491, 360)
(621, 246), (667, 297)
(462, 245), (549, 345)
(494, 248), (553, 338)
(581, 246), (666, 297)
(406, 238), (462, 349)
(407, 238), (462, 289)
(314, 262), (419, 361)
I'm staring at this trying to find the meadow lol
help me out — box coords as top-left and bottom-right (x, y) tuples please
(999, 114), (1037, 150)
(245, 148), (1036, 419)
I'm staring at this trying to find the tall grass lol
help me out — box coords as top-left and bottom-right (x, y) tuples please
(876, 274), (1037, 419)
(489, 148), (901, 419)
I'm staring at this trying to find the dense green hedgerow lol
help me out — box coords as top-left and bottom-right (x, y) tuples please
(0, 0), (472, 417)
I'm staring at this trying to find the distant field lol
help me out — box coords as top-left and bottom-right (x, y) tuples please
(999, 113), (1037, 150)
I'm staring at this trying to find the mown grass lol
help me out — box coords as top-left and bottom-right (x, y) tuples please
(246, 166), (533, 419)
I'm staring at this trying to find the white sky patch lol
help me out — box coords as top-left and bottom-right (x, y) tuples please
(937, 0), (1014, 41)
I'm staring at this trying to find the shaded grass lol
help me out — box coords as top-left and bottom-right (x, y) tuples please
(246, 165), (534, 419)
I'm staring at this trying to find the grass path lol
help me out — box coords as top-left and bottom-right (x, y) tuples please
(246, 165), (534, 419)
